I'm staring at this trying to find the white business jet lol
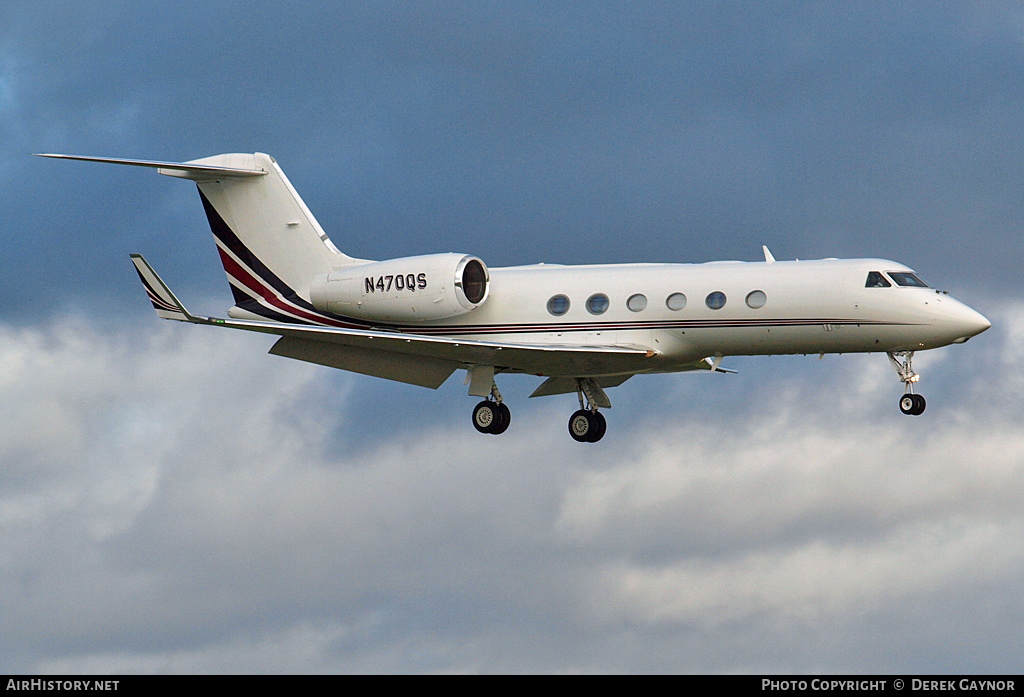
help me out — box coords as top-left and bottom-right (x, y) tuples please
(38, 152), (991, 442)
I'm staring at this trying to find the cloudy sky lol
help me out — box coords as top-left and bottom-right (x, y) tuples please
(1, 1), (1022, 673)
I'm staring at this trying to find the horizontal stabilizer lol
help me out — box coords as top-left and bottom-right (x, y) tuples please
(35, 154), (268, 180)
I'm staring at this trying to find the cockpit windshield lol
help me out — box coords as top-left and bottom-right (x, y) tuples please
(887, 271), (929, 288)
(865, 271), (891, 288)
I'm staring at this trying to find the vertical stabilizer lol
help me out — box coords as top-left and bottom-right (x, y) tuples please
(36, 151), (370, 325)
(189, 153), (367, 317)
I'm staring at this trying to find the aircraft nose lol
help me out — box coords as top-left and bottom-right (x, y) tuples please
(948, 302), (991, 343)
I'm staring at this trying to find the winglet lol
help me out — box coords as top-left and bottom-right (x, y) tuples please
(129, 254), (199, 322)
(705, 355), (738, 374)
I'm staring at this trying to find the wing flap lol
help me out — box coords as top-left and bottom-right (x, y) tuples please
(269, 336), (458, 388)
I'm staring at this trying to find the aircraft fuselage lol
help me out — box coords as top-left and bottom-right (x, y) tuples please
(406, 257), (989, 374)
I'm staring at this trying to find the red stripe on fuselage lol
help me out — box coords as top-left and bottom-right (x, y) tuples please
(216, 246), (363, 329)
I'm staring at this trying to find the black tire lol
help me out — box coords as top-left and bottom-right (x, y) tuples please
(491, 402), (511, 434)
(473, 401), (498, 433)
(568, 409), (594, 442)
(587, 411), (607, 442)
(912, 394), (926, 416)
(899, 394), (916, 415)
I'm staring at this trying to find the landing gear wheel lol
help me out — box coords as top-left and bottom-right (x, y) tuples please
(913, 394), (926, 415)
(568, 378), (610, 443)
(899, 394), (915, 415)
(473, 400), (511, 434)
(492, 402), (511, 434)
(472, 400), (498, 433)
(587, 411), (607, 442)
(568, 410), (606, 443)
(569, 410), (595, 442)
(899, 394), (926, 416)
(889, 352), (927, 416)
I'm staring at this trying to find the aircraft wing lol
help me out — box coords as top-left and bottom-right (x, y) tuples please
(131, 254), (658, 388)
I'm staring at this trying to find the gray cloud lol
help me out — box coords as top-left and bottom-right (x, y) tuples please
(0, 304), (1018, 673)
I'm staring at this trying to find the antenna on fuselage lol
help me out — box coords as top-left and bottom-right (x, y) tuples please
(762, 245), (776, 263)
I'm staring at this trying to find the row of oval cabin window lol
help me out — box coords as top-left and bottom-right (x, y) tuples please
(547, 290), (767, 316)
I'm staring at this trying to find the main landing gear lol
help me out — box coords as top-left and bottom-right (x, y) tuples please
(888, 351), (926, 416)
(568, 378), (607, 443)
(472, 383), (510, 435)
(467, 372), (609, 442)
(569, 409), (606, 443)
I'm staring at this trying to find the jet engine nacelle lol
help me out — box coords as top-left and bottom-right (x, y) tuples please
(310, 253), (489, 322)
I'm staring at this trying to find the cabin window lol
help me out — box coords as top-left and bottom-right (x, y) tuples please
(666, 292), (687, 311)
(887, 271), (929, 288)
(745, 290), (767, 309)
(627, 293), (647, 312)
(586, 293), (610, 315)
(547, 294), (570, 316)
(865, 272), (891, 288)
(705, 291), (727, 310)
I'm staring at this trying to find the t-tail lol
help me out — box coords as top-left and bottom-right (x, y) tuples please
(35, 152), (367, 323)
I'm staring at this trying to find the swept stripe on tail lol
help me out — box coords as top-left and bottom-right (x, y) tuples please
(129, 254), (193, 322)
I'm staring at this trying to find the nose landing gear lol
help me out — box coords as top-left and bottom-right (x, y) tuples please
(899, 393), (927, 416)
(889, 351), (926, 416)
